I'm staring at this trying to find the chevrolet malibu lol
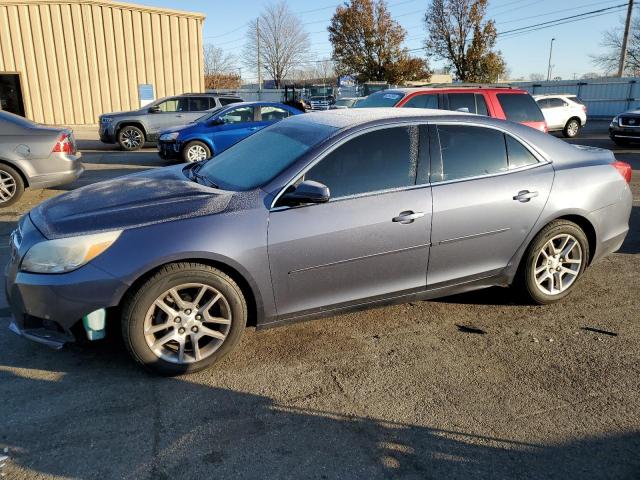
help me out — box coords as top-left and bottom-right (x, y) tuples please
(6, 109), (632, 375)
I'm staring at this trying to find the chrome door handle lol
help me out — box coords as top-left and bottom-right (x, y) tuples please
(392, 210), (425, 224)
(513, 190), (538, 202)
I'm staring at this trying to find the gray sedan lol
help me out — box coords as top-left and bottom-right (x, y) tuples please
(6, 109), (632, 375)
(0, 110), (83, 207)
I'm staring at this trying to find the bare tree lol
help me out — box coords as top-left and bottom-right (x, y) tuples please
(203, 45), (240, 89)
(591, 16), (640, 76)
(242, 1), (310, 88)
(314, 58), (336, 84)
(529, 73), (545, 81)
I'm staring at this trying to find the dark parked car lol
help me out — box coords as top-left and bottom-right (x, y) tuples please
(7, 109), (632, 375)
(609, 109), (640, 145)
(158, 102), (302, 162)
(0, 111), (83, 207)
(99, 93), (243, 151)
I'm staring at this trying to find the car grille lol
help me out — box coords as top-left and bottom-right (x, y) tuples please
(309, 100), (331, 111)
(619, 116), (640, 127)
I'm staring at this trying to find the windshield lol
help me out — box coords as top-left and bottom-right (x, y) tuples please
(354, 91), (404, 108)
(195, 107), (224, 123)
(197, 121), (337, 190)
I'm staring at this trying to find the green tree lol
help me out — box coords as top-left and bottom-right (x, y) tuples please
(424, 0), (507, 82)
(328, 0), (430, 84)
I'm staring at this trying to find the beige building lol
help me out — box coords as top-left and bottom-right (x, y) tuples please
(0, 0), (205, 125)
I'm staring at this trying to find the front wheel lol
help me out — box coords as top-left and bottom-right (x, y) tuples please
(118, 126), (145, 151)
(182, 141), (212, 163)
(518, 220), (589, 305)
(121, 263), (247, 375)
(562, 118), (581, 138)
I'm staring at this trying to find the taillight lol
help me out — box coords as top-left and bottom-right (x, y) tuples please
(582, 105), (587, 113)
(52, 132), (75, 154)
(612, 161), (632, 184)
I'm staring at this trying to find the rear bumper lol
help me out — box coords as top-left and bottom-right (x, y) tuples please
(28, 154), (84, 189)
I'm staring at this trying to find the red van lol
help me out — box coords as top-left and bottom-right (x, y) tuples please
(355, 85), (548, 132)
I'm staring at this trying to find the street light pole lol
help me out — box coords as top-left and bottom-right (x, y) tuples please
(618, 0), (634, 77)
(546, 37), (555, 81)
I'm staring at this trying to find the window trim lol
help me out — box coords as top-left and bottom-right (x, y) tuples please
(270, 121), (430, 211)
(430, 121), (551, 186)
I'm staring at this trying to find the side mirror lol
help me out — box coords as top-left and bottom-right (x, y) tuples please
(208, 118), (225, 126)
(280, 180), (330, 206)
(149, 105), (161, 113)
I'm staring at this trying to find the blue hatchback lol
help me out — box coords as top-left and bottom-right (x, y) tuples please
(158, 101), (303, 162)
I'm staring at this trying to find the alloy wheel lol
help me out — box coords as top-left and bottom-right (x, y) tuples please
(187, 145), (209, 162)
(567, 120), (579, 137)
(533, 234), (582, 295)
(120, 128), (143, 149)
(0, 170), (17, 203)
(144, 283), (232, 364)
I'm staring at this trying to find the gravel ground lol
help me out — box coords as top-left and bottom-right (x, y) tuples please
(0, 122), (638, 479)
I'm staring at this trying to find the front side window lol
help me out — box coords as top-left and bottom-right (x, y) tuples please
(497, 93), (545, 123)
(305, 126), (418, 199)
(220, 106), (254, 124)
(157, 98), (188, 112)
(260, 106), (289, 121)
(435, 125), (507, 182)
(403, 94), (438, 109)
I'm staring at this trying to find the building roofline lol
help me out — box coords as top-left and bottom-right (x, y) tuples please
(1, 0), (205, 20)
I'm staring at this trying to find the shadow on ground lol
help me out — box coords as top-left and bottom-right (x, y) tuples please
(0, 335), (639, 480)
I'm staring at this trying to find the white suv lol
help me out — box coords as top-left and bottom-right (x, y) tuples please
(534, 94), (587, 138)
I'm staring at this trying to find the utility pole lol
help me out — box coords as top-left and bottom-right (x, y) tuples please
(618, 0), (634, 77)
(546, 38), (555, 81)
(256, 18), (262, 98)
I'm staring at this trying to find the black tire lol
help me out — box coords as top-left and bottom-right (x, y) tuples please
(562, 118), (581, 138)
(121, 262), (247, 376)
(518, 220), (589, 305)
(118, 125), (145, 151)
(182, 140), (212, 163)
(0, 163), (25, 207)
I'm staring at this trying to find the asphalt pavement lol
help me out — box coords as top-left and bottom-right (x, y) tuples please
(0, 122), (638, 479)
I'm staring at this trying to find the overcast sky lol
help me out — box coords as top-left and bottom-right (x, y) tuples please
(143, 0), (631, 81)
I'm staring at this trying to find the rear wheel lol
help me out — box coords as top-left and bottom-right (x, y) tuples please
(118, 125), (145, 151)
(182, 141), (212, 163)
(562, 118), (581, 138)
(0, 164), (25, 207)
(518, 220), (589, 304)
(121, 263), (247, 375)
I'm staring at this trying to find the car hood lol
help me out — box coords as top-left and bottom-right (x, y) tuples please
(161, 123), (200, 136)
(30, 166), (236, 239)
(101, 109), (145, 118)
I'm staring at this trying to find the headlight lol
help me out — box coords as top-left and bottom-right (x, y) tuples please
(101, 117), (113, 124)
(611, 115), (619, 127)
(160, 132), (179, 142)
(21, 230), (122, 273)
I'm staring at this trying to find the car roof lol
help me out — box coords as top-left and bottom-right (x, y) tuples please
(217, 101), (292, 108)
(388, 85), (527, 94)
(533, 93), (577, 98)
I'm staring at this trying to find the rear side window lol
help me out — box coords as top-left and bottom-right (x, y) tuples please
(547, 98), (567, 108)
(475, 94), (489, 116)
(403, 94), (438, 109)
(435, 125), (507, 182)
(188, 97), (211, 112)
(505, 135), (538, 169)
(566, 95), (585, 106)
(219, 98), (243, 106)
(497, 93), (544, 123)
(448, 93), (476, 113)
(305, 126), (417, 198)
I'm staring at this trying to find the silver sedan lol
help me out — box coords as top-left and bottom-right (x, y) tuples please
(0, 110), (83, 207)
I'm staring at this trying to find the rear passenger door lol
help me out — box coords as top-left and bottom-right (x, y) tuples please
(427, 123), (554, 287)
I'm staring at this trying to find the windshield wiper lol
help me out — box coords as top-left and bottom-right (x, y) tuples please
(184, 162), (218, 188)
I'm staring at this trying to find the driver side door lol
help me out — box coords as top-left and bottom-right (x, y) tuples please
(146, 97), (189, 137)
(211, 106), (257, 153)
(267, 124), (432, 319)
